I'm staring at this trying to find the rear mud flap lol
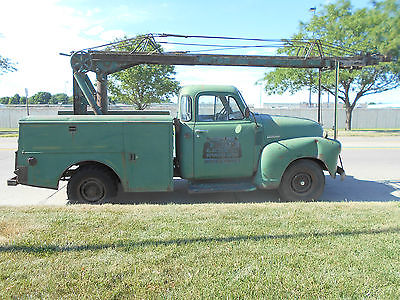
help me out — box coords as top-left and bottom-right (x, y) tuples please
(7, 176), (18, 186)
(336, 166), (346, 181)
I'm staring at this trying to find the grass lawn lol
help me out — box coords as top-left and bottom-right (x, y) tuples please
(1, 202), (400, 298)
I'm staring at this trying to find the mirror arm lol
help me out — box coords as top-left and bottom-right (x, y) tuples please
(244, 106), (259, 127)
(250, 109), (259, 128)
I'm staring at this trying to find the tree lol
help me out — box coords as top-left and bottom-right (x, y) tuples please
(9, 94), (21, 104)
(108, 36), (180, 110)
(51, 93), (69, 104)
(262, 0), (400, 130)
(0, 55), (17, 75)
(30, 92), (52, 104)
(0, 97), (10, 104)
(0, 92), (71, 105)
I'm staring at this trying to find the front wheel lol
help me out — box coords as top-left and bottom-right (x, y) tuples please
(278, 160), (325, 202)
(67, 166), (117, 204)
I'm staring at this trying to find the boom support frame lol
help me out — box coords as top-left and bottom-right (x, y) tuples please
(69, 38), (389, 142)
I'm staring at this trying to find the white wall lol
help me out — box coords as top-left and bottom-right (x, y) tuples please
(1, 105), (400, 129)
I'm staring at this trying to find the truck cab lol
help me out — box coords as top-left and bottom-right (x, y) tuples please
(175, 85), (259, 181)
(175, 85), (343, 197)
(8, 85), (344, 203)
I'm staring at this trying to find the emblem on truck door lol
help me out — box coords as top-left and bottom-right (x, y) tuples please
(203, 137), (241, 163)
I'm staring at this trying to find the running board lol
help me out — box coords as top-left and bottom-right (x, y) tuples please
(188, 182), (257, 194)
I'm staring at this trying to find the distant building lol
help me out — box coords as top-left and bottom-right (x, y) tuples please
(260, 102), (346, 109)
(367, 103), (400, 109)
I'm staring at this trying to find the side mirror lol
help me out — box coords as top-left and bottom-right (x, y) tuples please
(244, 107), (250, 118)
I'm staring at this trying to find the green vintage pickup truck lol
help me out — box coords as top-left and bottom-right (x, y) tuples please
(8, 85), (344, 203)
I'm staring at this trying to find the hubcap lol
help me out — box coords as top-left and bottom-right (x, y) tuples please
(80, 178), (105, 202)
(291, 172), (312, 194)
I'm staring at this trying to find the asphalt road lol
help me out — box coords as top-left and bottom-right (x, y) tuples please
(0, 136), (399, 206)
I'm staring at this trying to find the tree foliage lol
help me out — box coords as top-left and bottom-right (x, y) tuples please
(108, 36), (180, 110)
(262, 0), (400, 130)
(0, 92), (71, 105)
(31, 92), (52, 104)
(0, 55), (17, 75)
(51, 93), (70, 104)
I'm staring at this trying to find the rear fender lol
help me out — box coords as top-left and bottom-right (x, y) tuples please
(16, 152), (126, 191)
(254, 137), (341, 189)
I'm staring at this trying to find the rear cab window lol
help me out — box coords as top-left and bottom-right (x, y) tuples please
(179, 95), (192, 122)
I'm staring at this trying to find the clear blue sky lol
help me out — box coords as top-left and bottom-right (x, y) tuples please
(0, 0), (398, 106)
(61, 0), (371, 40)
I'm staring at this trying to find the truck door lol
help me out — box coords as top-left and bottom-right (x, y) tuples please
(193, 93), (256, 180)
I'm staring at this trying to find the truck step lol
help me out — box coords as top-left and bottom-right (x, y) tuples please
(188, 181), (257, 194)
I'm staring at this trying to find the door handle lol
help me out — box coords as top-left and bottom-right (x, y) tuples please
(195, 129), (208, 138)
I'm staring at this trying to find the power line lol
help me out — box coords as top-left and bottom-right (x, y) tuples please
(75, 33), (368, 57)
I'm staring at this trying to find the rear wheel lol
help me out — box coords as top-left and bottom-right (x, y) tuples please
(278, 160), (325, 202)
(67, 166), (117, 204)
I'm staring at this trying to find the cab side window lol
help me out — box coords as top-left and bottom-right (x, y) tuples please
(198, 94), (244, 122)
(180, 95), (192, 121)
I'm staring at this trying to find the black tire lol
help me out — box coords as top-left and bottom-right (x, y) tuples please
(278, 160), (325, 202)
(67, 166), (117, 204)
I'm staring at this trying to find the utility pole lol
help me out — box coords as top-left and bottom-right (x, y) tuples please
(25, 88), (29, 116)
(327, 92), (329, 108)
(309, 6), (317, 108)
(257, 81), (263, 108)
(334, 61), (339, 139)
(309, 74), (312, 107)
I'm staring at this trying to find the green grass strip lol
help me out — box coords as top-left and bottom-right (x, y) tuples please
(0, 134), (18, 138)
(0, 129), (18, 132)
(1, 202), (400, 298)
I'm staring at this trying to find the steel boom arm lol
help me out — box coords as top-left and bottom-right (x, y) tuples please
(71, 51), (388, 74)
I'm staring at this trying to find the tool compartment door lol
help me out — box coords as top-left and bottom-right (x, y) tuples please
(123, 121), (173, 192)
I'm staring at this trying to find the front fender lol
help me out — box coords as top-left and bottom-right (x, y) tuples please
(254, 137), (341, 189)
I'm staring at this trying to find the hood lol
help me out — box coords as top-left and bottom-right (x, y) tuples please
(255, 113), (323, 145)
